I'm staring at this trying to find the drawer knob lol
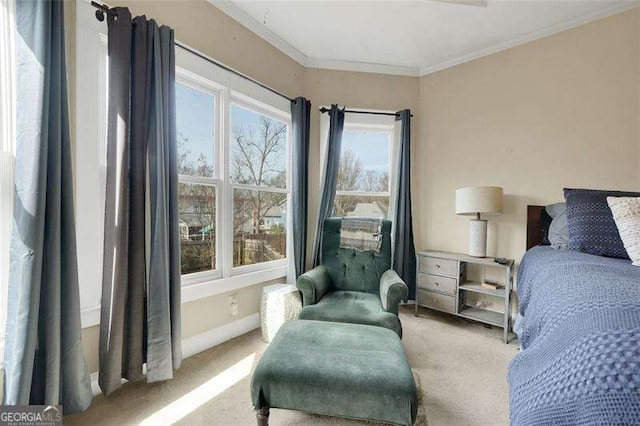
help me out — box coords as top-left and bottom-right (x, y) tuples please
(435, 264), (440, 269)
(435, 282), (439, 286)
(433, 299), (438, 304)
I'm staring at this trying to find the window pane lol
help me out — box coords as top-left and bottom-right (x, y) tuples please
(179, 182), (216, 274)
(233, 189), (287, 267)
(230, 104), (287, 188)
(334, 194), (389, 219)
(176, 82), (215, 177)
(337, 131), (389, 192)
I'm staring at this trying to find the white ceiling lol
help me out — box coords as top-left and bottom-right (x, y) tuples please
(211, 0), (637, 76)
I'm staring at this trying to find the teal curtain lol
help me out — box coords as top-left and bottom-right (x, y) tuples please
(3, 0), (92, 412)
(290, 97), (311, 276)
(99, 7), (181, 395)
(312, 105), (344, 267)
(393, 110), (416, 299)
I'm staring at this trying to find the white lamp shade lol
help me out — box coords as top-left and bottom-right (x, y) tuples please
(456, 186), (503, 216)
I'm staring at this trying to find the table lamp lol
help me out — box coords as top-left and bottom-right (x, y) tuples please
(455, 186), (503, 257)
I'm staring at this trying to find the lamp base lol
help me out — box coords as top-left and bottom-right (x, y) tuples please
(469, 219), (487, 258)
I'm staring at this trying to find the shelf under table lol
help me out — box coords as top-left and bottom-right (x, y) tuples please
(458, 306), (504, 327)
(459, 281), (506, 298)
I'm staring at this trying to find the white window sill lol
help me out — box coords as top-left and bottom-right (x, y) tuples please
(181, 265), (287, 303)
(80, 265), (288, 329)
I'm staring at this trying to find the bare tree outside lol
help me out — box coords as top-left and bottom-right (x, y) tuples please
(176, 87), (291, 273)
(231, 116), (287, 235)
(334, 146), (389, 218)
(231, 108), (288, 266)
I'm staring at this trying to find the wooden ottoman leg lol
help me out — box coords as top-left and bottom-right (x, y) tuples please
(256, 406), (269, 426)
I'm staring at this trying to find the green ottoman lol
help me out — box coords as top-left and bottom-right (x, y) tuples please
(251, 319), (417, 425)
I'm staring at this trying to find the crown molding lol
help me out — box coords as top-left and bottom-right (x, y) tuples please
(210, 1), (309, 66)
(210, 0), (421, 75)
(419, 2), (639, 76)
(305, 57), (420, 77)
(211, 1), (639, 78)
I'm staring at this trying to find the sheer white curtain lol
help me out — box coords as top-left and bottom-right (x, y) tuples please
(0, 0), (17, 376)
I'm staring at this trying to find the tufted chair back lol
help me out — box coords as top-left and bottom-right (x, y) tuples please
(320, 218), (392, 294)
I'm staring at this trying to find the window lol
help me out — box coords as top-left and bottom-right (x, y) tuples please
(230, 103), (288, 268)
(174, 70), (292, 283)
(176, 81), (218, 276)
(334, 126), (392, 218)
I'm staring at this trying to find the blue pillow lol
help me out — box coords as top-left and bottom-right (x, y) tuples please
(564, 188), (640, 259)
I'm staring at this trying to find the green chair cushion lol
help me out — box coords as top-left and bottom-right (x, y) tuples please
(251, 319), (417, 426)
(298, 291), (403, 337)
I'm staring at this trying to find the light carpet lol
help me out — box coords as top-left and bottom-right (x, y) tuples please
(65, 306), (518, 425)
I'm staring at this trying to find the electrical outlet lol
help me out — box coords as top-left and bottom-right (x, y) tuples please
(228, 293), (239, 316)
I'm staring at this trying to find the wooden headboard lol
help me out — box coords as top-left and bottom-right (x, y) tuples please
(526, 205), (546, 251)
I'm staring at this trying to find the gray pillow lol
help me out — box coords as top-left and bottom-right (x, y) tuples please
(545, 202), (568, 249)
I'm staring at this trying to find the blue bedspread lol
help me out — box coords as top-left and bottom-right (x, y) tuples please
(509, 246), (640, 425)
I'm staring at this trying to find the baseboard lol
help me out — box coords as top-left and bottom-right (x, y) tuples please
(182, 313), (260, 358)
(90, 312), (260, 396)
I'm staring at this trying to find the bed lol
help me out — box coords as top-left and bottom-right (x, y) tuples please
(508, 206), (640, 425)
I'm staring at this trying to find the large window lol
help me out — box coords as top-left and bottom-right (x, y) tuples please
(334, 126), (392, 218)
(175, 71), (291, 284)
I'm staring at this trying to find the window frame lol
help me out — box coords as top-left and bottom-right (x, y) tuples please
(174, 63), (292, 290)
(334, 122), (395, 218)
(176, 68), (223, 285)
(177, 72), (292, 286)
(227, 91), (292, 276)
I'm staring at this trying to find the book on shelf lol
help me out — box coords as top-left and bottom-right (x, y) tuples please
(481, 280), (500, 290)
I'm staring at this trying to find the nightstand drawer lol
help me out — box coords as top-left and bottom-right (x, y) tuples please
(418, 289), (457, 314)
(417, 273), (456, 295)
(419, 256), (458, 277)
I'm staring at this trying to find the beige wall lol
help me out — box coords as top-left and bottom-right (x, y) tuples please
(416, 9), (640, 264)
(107, 0), (305, 98)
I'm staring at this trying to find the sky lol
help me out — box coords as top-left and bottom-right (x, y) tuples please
(176, 82), (390, 176)
(341, 130), (390, 173)
(176, 82), (215, 173)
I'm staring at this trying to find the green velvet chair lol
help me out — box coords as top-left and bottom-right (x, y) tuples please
(297, 218), (408, 337)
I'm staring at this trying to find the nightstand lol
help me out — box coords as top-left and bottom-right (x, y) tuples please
(415, 250), (514, 343)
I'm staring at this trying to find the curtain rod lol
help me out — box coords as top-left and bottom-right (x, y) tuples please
(90, 2), (295, 103)
(318, 106), (413, 118)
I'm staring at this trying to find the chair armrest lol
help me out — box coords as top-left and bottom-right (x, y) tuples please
(297, 265), (332, 306)
(380, 270), (408, 315)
